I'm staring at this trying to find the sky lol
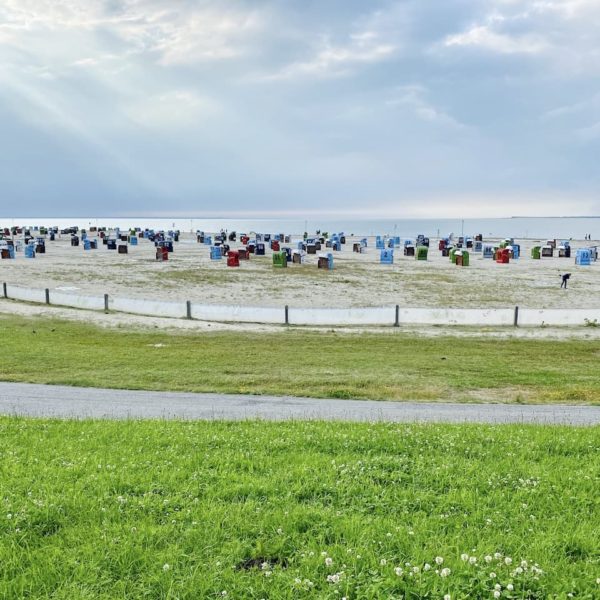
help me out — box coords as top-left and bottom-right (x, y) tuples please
(1, 0), (599, 218)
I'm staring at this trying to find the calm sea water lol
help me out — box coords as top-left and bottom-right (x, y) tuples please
(2, 217), (599, 240)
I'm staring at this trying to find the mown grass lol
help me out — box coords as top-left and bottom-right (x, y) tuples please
(0, 419), (598, 598)
(1, 314), (600, 403)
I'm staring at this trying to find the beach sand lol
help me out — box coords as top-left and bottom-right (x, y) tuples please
(0, 233), (596, 310)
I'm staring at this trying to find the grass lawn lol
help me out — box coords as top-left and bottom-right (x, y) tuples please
(0, 419), (598, 598)
(1, 314), (600, 403)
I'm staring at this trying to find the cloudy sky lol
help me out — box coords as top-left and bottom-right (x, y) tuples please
(1, 0), (599, 218)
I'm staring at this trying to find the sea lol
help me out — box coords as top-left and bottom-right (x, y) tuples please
(1, 216), (599, 240)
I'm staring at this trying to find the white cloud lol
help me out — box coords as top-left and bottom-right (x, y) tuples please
(575, 121), (600, 142)
(0, 1), (264, 67)
(386, 85), (467, 129)
(542, 93), (600, 120)
(266, 32), (396, 80)
(444, 25), (547, 54)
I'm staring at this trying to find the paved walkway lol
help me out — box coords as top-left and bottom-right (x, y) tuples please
(0, 382), (598, 424)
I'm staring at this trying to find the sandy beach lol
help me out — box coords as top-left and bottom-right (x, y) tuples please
(0, 233), (597, 310)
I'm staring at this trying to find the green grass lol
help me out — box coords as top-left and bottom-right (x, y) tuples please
(1, 314), (600, 403)
(0, 419), (598, 598)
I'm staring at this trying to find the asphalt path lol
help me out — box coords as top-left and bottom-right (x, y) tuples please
(0, 382), (598, 425)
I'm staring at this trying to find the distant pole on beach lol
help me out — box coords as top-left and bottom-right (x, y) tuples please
(461, 219), (464, 239)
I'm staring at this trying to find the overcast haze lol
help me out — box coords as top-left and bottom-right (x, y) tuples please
(1, 0), (599, 218)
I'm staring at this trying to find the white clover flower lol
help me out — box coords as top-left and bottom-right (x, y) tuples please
(469, 556), (477, 565)
(327, 573), (340, 584)
(325, 557), (333, 567)
(261, 562), (269, 571)
(264, 571), (272, 577)
(504, 557), (512, 565)
(294, 578), (302, 585)
(507, 584), (514, 591)
(321, 551), (328, 557)
(490, 572), (497, 579)
(162, 563), (170, 572)
(461, 554), (469, 561)
(435, 556), (444, 565)
(485, 555), (493, 563)
(394, 567), (403, 576)
(424, 563), (431, 571)
(596, 578), (600, 585)
(494, 583), (501, 590)
(380, 559), (387, 566)
(521, 560), (528, 568)
(221, 592), (227, 597)
(515, 567), (523, 575)
(493, 592), (501, 599)
(413, 566), (420, 574)
(440, 568), (451, 577)
(444, 595), (451, 600)
(277, 528), (283, 535)
(494, 552), (503, 560)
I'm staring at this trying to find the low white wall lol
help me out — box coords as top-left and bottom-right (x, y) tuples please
(398, 308), (515, 326)
(518, 309), (600, 326)
(191, 303), (284, 324)
(109, 297), (187, 319)
(50, 291), (105, 311)
(5, 284), (46, 304)
(288, 306), (395, 326)
(3, 284), (600, 327)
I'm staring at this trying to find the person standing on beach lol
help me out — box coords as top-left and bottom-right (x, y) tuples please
(560, 273), (571, 289)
